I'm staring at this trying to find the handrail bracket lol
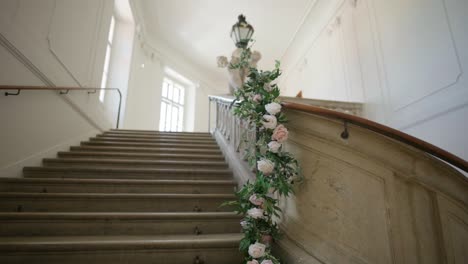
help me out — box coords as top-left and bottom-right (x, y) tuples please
(4, 89), (21, 96)
(341, 120), (349, 139)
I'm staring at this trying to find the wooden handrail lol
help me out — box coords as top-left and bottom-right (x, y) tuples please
(0, 85), (122, 128)
(209, 95), (468, 173)
(283, 101), (468, 173)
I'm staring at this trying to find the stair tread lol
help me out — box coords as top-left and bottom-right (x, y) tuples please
(0, 212), (240, 220)
(24, 166), (231, 174)
(0, 233), (242, 250)
(82, 141), (217, 147)
(58, 151), (224, 159)
(70, 145), (222, 153)
(0, 192), (235, 198)
(99, 133), (214, 139)
(0, 177), (236, 185)
(92, 136), (216, 142)
(109, 129), (211, 135)
(43, 158), (227, 166)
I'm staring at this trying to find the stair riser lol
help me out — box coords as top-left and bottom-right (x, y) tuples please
(107, 130), (212, 136)
(0, 197), (232, 212)
(82, 141), (219, 149)
(0, 248), (242, 264)
(100, 133), (215, 141)
(94, 137), (216, 144)
(42, 161), (228, 169)
(0, 183), (236, 194)
(70, 146), (222, 155)
(58, 152), (225, 161)
(0, 219), (241, 236)
(24, 172), (231, 180)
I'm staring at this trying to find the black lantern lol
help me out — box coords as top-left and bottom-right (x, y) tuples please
(230, 14), (254, 49)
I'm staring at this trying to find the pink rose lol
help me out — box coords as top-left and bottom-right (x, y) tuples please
(272, 124), (288, 143)
(252, 94), (262, 103)
(249, 194), (265, 206)
(247, 260), (259, 264)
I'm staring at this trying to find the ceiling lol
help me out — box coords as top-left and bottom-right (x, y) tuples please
(137, 0), (315, 86)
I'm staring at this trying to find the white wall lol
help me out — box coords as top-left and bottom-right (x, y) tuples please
(0, 0), (121, 177)
(280, 0), (468, 161)
(123, 38), (215, 132)
(105, 12), (135, 127)
(123, 40), (164, 130)
(122, 0), (223, 132)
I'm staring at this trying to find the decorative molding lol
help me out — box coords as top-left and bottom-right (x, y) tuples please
(349, 0), (358, 8)
(46, 0), (106, 87)
(0, 33), (105, 131)
(0, 33), (54, 87)
(368, 0), (464, 115)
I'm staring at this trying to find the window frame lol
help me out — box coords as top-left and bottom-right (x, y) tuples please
(159, 77), (186, 132)
(100, 16), (116, 102)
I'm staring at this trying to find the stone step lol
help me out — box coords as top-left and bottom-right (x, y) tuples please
(0, 233), (243, 264)
(0, 193), (235, 212)
(108, 129), (212, 136)
(0, 178), (236, 194)
(23, 167), (232, 180)
(91, 136), (217, 145)
(100, 133), (215, 141)
(81, 140), (219, 149)
(0, 212), (241, 236)
(42, 158), (228, 169)
(70, 145), (222, 155)
(58, 151), (225, 161)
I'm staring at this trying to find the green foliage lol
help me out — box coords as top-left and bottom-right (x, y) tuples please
(224, 48), (302, 263)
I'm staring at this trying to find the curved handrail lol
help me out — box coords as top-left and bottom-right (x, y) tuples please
(282, 101), (468, 173)
(0, 85), (122, 128)
(209, 95), (468, 173)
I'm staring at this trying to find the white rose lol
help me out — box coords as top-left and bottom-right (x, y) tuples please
(262, 115), (277, 130)
(249, 194), (265, 206)
(261, 260), (273, 264)
(257, 159), (274, 175)
(248, 242), (266, 258)
(240, 220), (249, 229)
(216, 56), (228, 68)
(263, 82), (272, 91)
(265, 102), (281, 115)
(267, 141), (281, 153)
(247, 260), (259, 264)
(247, 208), (265, 219)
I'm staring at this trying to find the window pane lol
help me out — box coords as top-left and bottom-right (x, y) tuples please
(162, 81), (168, 98)
(108, 16), (115, 44)
(179, 88), (185, 104)
(165, 102), (172, 131)
(171, 106), (179, 132)
(167, 83), (173, 101)
(159, 102), (167, 131)
(173, 87), (179, 104)
(178, 107), (184, 132)
(158, 77), (186, 132)
(103, 45), (111, 74)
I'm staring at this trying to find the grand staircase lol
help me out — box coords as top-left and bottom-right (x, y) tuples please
(0, 129), (243, 263)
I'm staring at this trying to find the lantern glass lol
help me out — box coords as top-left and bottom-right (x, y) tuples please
(231, 15), (254, 49)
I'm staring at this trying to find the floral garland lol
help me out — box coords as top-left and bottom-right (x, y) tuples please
(223, 48), (301, 264)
